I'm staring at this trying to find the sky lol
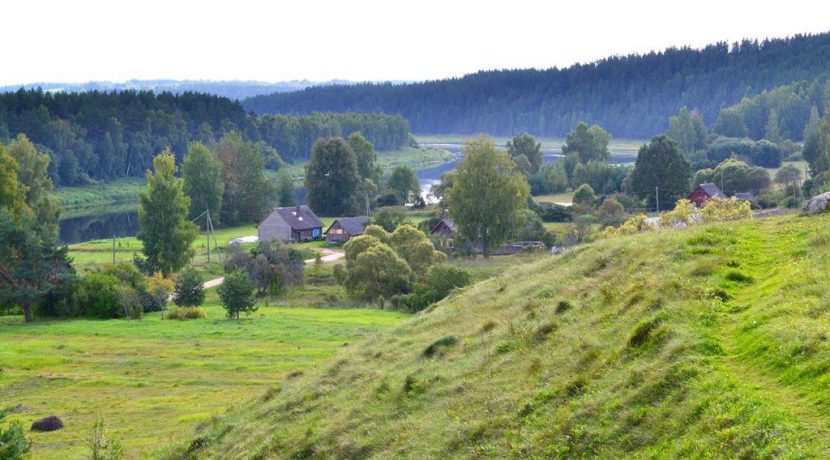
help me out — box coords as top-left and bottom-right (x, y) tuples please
(2, 0), (829, 86)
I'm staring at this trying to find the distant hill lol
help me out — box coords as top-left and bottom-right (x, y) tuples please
(167, 213), (830, 458)
(243, 32), (830, 138)
(0, 79), (352, 101)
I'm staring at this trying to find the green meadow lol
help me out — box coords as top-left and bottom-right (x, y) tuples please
(0, 292), (408, 459)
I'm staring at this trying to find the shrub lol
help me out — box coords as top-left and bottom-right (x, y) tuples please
(166, 307), (207, 320)
(87, 417), (124, 460)
(332, 264), (347, 285)
(391, 264), (471, 312)
(80, 273), (122, 318)
(422, 336), (459, 358)
(173, 267), (205, 307)
(145, 272), (173, 312)
(218, 270), (257, 319)
(225, 242), (305, 295)
(0, 410), (31, 460)
(370, 206), (410, 232)
(572, 183), (597, 206)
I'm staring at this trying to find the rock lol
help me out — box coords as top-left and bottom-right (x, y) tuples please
(801, 192), (830, 215)
(31, 415), (63, 432)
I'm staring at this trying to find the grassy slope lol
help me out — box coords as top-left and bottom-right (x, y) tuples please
(0, 291), (408, 459)
(170, 214), (830, 459)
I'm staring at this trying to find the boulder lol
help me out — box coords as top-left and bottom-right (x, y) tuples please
(801, 192), (830, 215)
(31, 415), (63, 432)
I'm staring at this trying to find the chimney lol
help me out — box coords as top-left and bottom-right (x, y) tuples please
(296, 206), (301, 216)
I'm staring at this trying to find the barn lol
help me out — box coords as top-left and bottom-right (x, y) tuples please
(257, 206), (324, 243)
(324, 216), (369, 243)
(689, 183), (727, 208)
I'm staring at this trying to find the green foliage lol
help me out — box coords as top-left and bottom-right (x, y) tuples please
(165, 306), (207, 320)
(562, 122), (611, 163)
(87, 417), (124, 460)
(597, 197), (626, 227)
(572, 183), (596, 206)
(79, 272), (122, 319)
(305, 137), (360, 216)
(370, 206), (410, 232)
(173, 266), (205, 308)
(666, 107), (707, 155)
(515, 209), (549, 242)
(386, 166), (421, 205)
(448, 135), (530, 257)
(387, 225), (446, 277)
(704, 137), (783, 168)
(274, 169), (296, 207)
(217, 270), (257, 319)
(528, 163), (568, 195)
(764, 109), (782, 143)
(692, 159), (771, 196)
(348, 131), (381, 183)
(629, 136), (691, 210)
(346, 242), (412, 300)
(224, 242), (305, 295)
(507, 132), (542, 174)
(0, 410), (31, 460)
(712, 108), (748, 138)
(572, 161), (628, 194)
(216, 132), (272, 225)
(137, 150), (198, 276)
(182, 142), (224, 225)
(0, 136), (74, 322)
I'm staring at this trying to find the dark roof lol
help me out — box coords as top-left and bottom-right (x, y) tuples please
(326, 216), (369, 236)
(430, 218), (455, 234)
(733, 192), (756, 200)
(262, 205), (324, 231)
(697, 183), (727, 199)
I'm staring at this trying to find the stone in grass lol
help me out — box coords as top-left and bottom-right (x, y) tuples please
(31, 415), (64, 432)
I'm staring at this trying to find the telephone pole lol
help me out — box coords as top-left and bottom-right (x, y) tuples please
(655, 186), (659, 214)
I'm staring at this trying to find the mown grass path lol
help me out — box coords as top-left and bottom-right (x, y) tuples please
(713, 222), (830, 452)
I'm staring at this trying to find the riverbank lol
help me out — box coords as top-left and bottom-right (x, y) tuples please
(51, 147), (455, 219)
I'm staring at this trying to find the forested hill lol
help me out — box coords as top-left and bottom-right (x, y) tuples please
(0, 90), (410, 186)
(243, 33), (830, 138)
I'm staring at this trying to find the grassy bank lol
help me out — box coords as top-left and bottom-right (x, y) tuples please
(168, 213), (830, 458)
(0, 294), (408, 459)
(53, 177), (145, 211)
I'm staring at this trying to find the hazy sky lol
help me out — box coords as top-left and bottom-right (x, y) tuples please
(2, 0), (828, 85)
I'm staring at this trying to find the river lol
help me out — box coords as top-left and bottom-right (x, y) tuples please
(58, 142), (636, 244)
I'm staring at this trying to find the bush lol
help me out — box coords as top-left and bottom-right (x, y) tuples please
(0, 410), (31, 460)
(391, 264), (471, 312)
(218, 270), (257, 319)
(79, 273), (122, 318)
(166, 307), (207, 320)
(87, 417), (124, 460)
(225, 242), (305, 295)
(370, 206), (410, 232)
(145, 272), (173, 312)
(173, 267), (205, 307)
(572, 183), (597, 206)
(529, 200), (573, 222)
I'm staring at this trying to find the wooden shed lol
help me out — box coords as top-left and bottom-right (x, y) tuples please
(325, 216), (369, 243)
(689, 183), (726, 208)
(257, 206), (324, 243)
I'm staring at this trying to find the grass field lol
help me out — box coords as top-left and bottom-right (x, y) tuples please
(0, 292), (409, 459)
(415, 134), (645, 158)
(168, 213), (830, 458)
(534, 191), (575, 205)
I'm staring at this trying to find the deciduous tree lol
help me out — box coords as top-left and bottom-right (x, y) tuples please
(507, 132), (542, 174)
(629, 136), (691, 211)
(561, 122), (611, 164)
(448, 136), (530, 257)
(182, 142), (224, 225)
(305, 137), (360, 216)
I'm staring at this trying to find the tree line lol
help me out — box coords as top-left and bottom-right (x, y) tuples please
(0, 89), (411, 186)
(242, 33), (830, 138)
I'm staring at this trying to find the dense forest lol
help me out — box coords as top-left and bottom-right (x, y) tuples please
(0, 90), (411, 185)
(244, 33), (830, 138)
(713, 78), (830, 141)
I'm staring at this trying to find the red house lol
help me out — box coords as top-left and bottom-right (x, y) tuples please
(689, 183), (726, 208)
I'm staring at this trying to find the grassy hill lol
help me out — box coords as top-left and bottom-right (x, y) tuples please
(165, 213), (830, 458)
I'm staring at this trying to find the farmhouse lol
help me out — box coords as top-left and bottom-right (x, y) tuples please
(430, 218), (455, 239)
(325, 216), (369, 243)
(688, 183), (726, 208)
(257, 206), (324, 243)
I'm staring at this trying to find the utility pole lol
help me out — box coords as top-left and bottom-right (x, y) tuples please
(206, 209), (222, 264)
(112, 235), (116, 265)
(655, 186), (659, 214)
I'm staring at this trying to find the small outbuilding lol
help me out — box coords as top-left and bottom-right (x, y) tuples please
(430, 218), (455, 239)
(733, 192), (756, 202)
(689, 183), (727, 208)
(325, 216), (369, 243)
(257, 206), (324, 243)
